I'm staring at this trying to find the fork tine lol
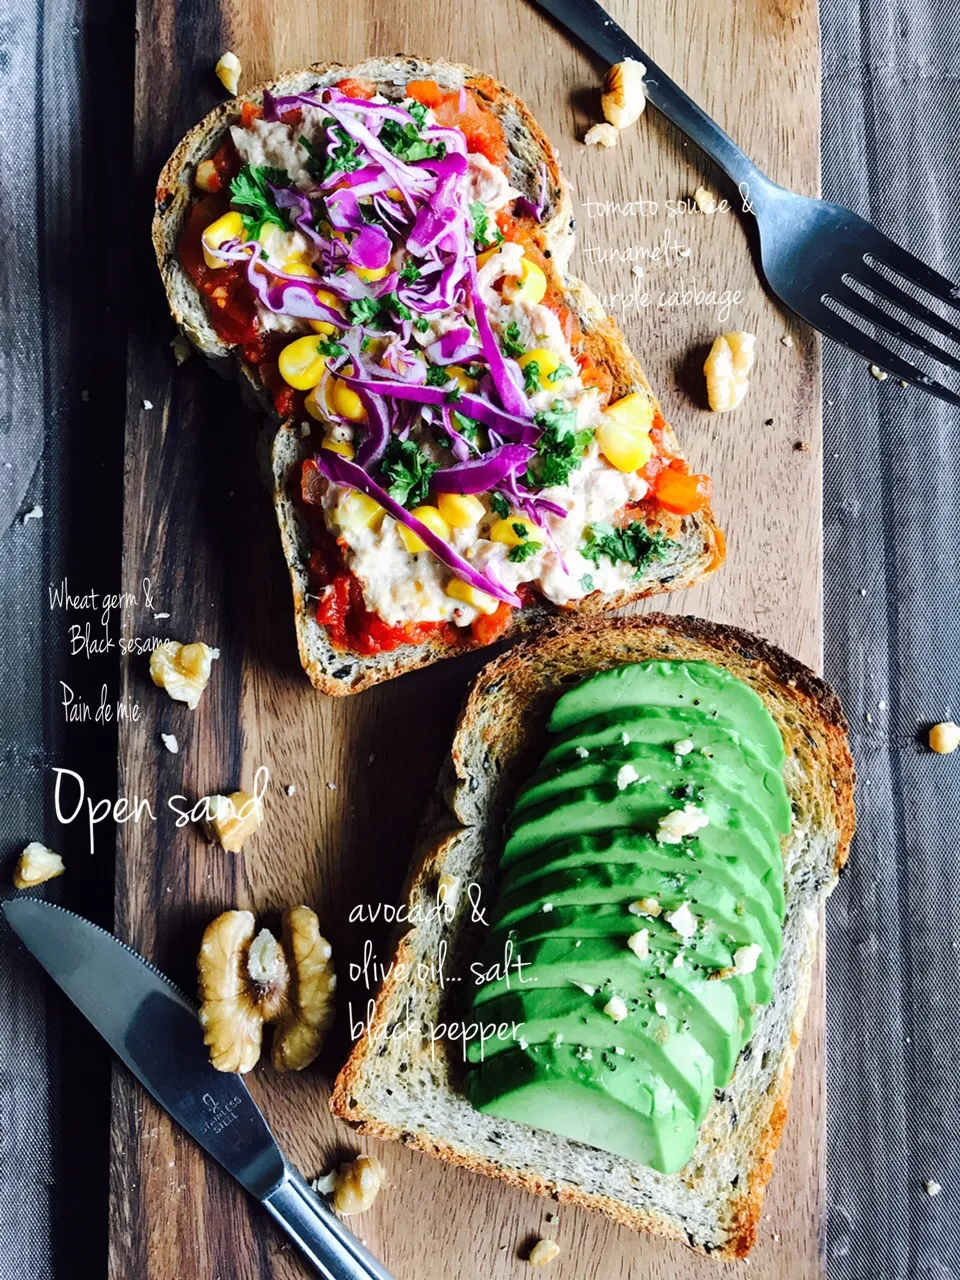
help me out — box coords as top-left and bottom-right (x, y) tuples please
(867, 239), (960, 309)
(832, 283), (960, 377)
(858, 265), (960, 346)
(812, 304), (960, 406)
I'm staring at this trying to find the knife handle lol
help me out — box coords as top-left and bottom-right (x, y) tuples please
(533, 0), (774, 200)
(262, 1168), (396, 1280)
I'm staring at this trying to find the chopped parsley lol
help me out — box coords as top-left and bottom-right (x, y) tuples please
(546, 363), (574, 384)
(380, 118), (446, 164)
(414, 317), (431, 333)
(348, 296), (381, 325)
(489, 492), (510, 519)
(511, 521), (530, 540)
(526, 401), (594, 489)
(470, 200), (504, 249)
(379, 291), (412, 321)
(579, 573), (595, 593)
(425, 366), (450, 387)
(580, 521), (675, 577)
(444, 385), (463, 404)
(399, 261), (422, 284)
(451, 411), (479, 443)
(405, 99), (429, 128)
(501, 322), (525, 359)
(319, 119), (364, 179)
(298, 135), (325, 180)
(522, 361), (542, 395)
(508, 540), (543, 563)
(380, 437), (439, 508)
(316, 338), (345, 358)
(229, 166), (290, 240)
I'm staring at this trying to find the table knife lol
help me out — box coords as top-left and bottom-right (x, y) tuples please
(2, 898), (395, 1280)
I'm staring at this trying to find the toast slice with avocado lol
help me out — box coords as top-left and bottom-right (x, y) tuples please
(153, 57), (724, 695)
(330, 614), (855, 1257)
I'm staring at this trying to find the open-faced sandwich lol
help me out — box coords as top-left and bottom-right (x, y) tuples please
(332, 615), (856, 1256)
(154, 58), (724, 693)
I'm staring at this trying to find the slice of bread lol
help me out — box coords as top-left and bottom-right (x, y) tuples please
(330, 614), (855, 1258)
(154, 58), (724, 695)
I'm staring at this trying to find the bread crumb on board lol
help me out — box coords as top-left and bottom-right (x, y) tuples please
(929, 722), (960, 754)
(869, 363), (888, 381)
(528, 1238), (561, 1266)
(160, 732), (179, 754)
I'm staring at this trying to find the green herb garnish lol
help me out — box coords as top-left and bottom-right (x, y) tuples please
(508, 540), (543, 563)
(581, 522), (675, 578)
(501, 322), (525, 359)
(399, 261), (422, 284)
(380, 437), (440, 508)
(316, 338), (345, 358)
(546, 363), (574, 384)
(579, 573), (595, 593)
(229, 165), (290, 240)
(405, 99), (428, 128)
(522, 361), (542, 395)
(380, 118), (446, 164)
(319, 119), (364, 179)
(526, 401), (594, 489)
(489, 492), (510, 519)
(470, 200), (504, 249)
(414, 317), (431, 333)
(349, 296), (381, 325)
(425, 366), (450, 387)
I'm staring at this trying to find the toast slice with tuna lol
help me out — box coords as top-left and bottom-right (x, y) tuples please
(330, 614), (855, 1257)
(154, 57), (725, 694)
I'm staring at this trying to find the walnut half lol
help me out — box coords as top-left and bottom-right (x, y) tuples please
(198, 906), (334, 1074)
(149, 640), (219, 710)
(314, 1154), (387, 1215)
(13, 842), (65, 890)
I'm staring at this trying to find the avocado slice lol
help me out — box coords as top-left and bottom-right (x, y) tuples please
(470, 941), (745, 1084)
(490, 860), (780, 958)
(547, 660), (785, 766)
(499, 831), (783, 925)
(539, 721), (792, 833)
(466, 1039), (699, 1174)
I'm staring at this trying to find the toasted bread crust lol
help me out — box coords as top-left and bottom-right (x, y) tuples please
(330, 615), (855, 1256)
(155, 59), (725, 694)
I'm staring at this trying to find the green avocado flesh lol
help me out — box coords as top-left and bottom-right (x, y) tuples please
(464, 659), (789, 1175)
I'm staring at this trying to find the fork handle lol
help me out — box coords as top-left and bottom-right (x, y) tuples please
(534, 0), (772, 201)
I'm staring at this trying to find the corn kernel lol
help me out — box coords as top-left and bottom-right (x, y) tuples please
(334, 490), (383, 533)
(516, 348), (570, 390)
(327, 377), (367, 422)
(444, 365), (479, 394)
(446, 578), (499, 615)
(437, 492), (485, 528)
(321, 439), (355, 460)
(604, 392), (655, 434)
(305, 383), (326, 421)
(490, 515), (536, 547)
(309, 288), (343, 337)
(398, 506), (451, 554)
(201, 211), (245, 269)
(278, 336), (328, 391)
(351, 262), (391, 283)
(476, 246), (501, 270)
(596, 417), (655, 472)
(504, 258), (547, 305)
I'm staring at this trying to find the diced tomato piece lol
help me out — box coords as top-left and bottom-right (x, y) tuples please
(279, 107), (303, 127)
(471, 602), (515, 647)
(654, 465), (712, 515)
(301, 458), (325, 506)
(209, 137), (240, 187)
(273, 385), (297, 417)
(240, 101), (263, 128)
(336, 76), (377, 100)
(405, 79), (507, 166)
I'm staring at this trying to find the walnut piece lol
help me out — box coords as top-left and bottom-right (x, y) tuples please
(198, 906), (334, 1074)
(693, 185), (718, 214)
(704, 332), (757, 412)
(601, 58), (647, 130)
(149, 640), (219, 710)
(272, 906), (337, 1072)
(584, 122), (619, 148)
(929, 721), (960, 754)
(203, 790), (262, 853)
(13, 842), (65, 890)
(215, 51), (241, 96)
(529, 1238), (561, 1267)
(317, 1154), (386, 1215)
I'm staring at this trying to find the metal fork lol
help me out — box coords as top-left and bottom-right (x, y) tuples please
(532, 0), (960, 406)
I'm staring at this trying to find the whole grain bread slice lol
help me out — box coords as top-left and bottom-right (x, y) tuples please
(154, 58), (725, 695)
(330, 613), (855, 1258)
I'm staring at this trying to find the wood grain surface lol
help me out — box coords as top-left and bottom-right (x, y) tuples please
(111, 0), (823, 1276)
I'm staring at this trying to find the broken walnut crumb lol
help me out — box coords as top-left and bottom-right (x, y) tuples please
(601, 58), (646, 130)
(869, 363), (888, 381)
(704, 332), (757, 412)
(693, 186), (718, 214)
(584, 122), (619, 148)
(315, 1155), (386, 1215)
(202, 790), (262, 853)
(215, 51), (241, 96)
(528, 1238), (561, 1267)
(794, 440), (811, 452)
(149, 640), (219, 710)
(13, 842), (65, 890)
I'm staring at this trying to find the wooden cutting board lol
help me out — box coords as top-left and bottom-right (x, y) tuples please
(111, 0), (823, 1276)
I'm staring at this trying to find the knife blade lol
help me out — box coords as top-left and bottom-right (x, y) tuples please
(2, 898), (394, 1280)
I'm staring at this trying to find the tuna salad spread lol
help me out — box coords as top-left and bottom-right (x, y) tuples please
(465, 660), (790, 1175)
(177, 75), (713, 655)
